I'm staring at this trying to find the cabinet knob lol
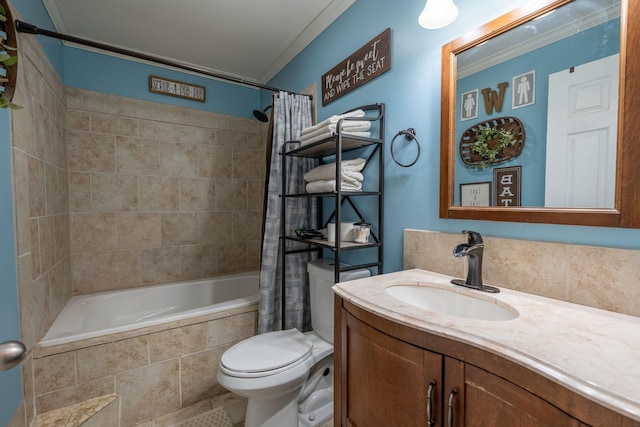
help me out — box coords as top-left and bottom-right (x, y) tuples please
(427, 380), (436, 426)
(447, 388), (458, 427)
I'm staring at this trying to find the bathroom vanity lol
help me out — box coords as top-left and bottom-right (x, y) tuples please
(333, 269), (640, 426)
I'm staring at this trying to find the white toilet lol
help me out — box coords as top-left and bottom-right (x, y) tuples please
(217, 258), (370, 427)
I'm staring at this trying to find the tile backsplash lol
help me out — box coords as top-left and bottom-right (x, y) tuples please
(404, 229), (640, 317)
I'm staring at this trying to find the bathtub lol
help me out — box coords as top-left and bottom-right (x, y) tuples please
(40, 271), (259, 347)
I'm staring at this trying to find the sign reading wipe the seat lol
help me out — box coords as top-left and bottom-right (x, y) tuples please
(321, 28), (391, 106)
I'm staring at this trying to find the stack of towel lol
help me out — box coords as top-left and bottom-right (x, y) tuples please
(300, 110), (371, 147)
(304, 158), (366, 193)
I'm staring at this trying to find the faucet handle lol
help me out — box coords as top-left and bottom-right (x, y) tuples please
(461, 230), (483, 245)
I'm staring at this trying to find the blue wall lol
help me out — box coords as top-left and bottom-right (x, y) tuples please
(267, 0), (640, 272)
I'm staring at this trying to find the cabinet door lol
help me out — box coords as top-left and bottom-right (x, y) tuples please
(343, 313), (443, 427)
(456, 363), (582, 427)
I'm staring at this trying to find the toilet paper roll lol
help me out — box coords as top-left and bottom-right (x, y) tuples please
(327, 223), (336, 242)
(340, 222), (355, 242)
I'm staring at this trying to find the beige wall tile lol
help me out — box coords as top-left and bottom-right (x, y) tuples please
(117, 212), (161, 249)
(216, 130), (247, 147)
(66, 110), (91, 132)
(68, 172), (92, 212)
(207, 312), (256, 348)
(180, 347), (228, 407)
(233, 148), (265, 179)
(38, 216), (56, 274)
(180, 245), (217, 279)
(91, 174), (138, 212)
(198, 145), (233, 179)
(33, 352), (76, 394)
(27, 156), (46, 218)
(140, 247), (181, 285)
(215, 180), (247, 211)
(67, 131), (115, 173)
(159, 142), (198, 178)
(149, 323), (207, 363)
(216, 242), (247, 274)
(116, 136), (160, 175)
(567, 246), (640, 316)
(53, 214), (70, 264)
(77, 336), (149, 382)
(139, 120), (216, 145)
(180, 178), (215, 211)
(199, 212), (233, 245)
(12, 150), (31, 255)
(161, 212), (198, 246)
(117, 359), (180, 426)
(48, 257), (72, 325)
(139, 176), (179, 212)
(72, 250), (140, 293)
(246, 180), (265, 212)
(233, 211), (262, 241)
(91, 112), (138, 136)
(70, 213), (117, 252)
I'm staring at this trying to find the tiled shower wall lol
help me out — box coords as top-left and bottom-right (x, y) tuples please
(66, 88), (266, 294)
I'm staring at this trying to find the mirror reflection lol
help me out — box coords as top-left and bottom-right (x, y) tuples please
(453, 0), (620, 208)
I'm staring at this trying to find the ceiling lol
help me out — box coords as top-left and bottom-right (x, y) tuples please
(41, 0), (355, 85)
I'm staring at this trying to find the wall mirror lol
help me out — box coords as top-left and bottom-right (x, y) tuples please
(440, 0), (640, 227)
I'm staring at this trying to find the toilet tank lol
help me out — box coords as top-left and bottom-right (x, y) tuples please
(307, 258), (370, 343)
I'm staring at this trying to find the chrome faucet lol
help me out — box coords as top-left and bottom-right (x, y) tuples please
(451, 230), (499, 293)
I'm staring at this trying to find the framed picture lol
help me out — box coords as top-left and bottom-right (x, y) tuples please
(512, 70), (535, 109)
(460, 89), (479, 121)
(494, 166), (521, 206)
(460, 181), (491, 206)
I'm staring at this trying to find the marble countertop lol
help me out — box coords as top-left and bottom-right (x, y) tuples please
(333, 268), (640, 422)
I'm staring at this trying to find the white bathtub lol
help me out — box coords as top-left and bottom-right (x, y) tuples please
(40, 271), (259, 347)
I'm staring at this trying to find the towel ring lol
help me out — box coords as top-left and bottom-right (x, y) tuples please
(391, 128), (421, 167)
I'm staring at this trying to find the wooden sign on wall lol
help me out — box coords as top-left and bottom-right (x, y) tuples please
(321, 28), (391, 106)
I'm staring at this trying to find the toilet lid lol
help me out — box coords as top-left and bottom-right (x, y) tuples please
(221, 329), (313, 375)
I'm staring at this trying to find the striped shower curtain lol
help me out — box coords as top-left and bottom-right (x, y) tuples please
(258, 91), (318, 333)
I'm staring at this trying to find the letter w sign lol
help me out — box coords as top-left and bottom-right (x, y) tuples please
(481, 82), (509, 114)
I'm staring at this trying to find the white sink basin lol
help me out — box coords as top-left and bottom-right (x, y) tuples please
(385, 284), (518, 321)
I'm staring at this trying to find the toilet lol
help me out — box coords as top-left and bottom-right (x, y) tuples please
(217, 258), (370, 427)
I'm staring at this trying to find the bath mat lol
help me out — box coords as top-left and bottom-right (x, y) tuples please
(172, 407), (233, 427)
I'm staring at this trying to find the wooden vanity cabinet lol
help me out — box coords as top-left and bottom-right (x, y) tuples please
(334, 296), (634, 427)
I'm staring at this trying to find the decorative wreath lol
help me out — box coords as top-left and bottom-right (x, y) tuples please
(471, 127), (516, 167)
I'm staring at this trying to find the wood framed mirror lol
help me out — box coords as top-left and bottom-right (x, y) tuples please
(440, 0), (640, 227)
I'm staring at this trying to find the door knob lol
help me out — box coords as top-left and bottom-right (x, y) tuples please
(0, 340), (26, 371)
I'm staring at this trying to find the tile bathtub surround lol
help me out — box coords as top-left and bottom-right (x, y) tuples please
(403, 229), (640, 317)
(31, 306), (257, 426)
(67, 88), (267, 294)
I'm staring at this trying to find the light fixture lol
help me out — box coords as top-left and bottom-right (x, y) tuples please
(418, 0), (459, 29)
(252, 105), (272, 122)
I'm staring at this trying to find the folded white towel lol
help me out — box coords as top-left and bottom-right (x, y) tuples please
(306, 179), (362, 193)
(304, 159), (366, 183)
(301, 109), (366, 136)
(301, 120), (371, 141)
(300, 130), (371, 147)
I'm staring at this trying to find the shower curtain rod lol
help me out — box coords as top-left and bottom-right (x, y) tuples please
(14, 20), (311, 98)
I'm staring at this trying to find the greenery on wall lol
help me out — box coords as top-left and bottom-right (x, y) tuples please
(0, 2), (20, 109)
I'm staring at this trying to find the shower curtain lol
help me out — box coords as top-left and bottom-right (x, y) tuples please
(258, 91), (318, 333)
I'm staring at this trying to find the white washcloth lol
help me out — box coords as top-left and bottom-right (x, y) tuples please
(306, 179), (362, 193)
(300, 130), (371, 147)
(301, 120), (371, 141)
(304, 159), (366, 184)
(301, 109), (366, 136)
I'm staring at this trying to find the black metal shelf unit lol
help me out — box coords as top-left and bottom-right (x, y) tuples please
(280, 103), (385, 287)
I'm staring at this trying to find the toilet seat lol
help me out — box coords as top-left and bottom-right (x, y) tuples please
(220, 329), (314, 378)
